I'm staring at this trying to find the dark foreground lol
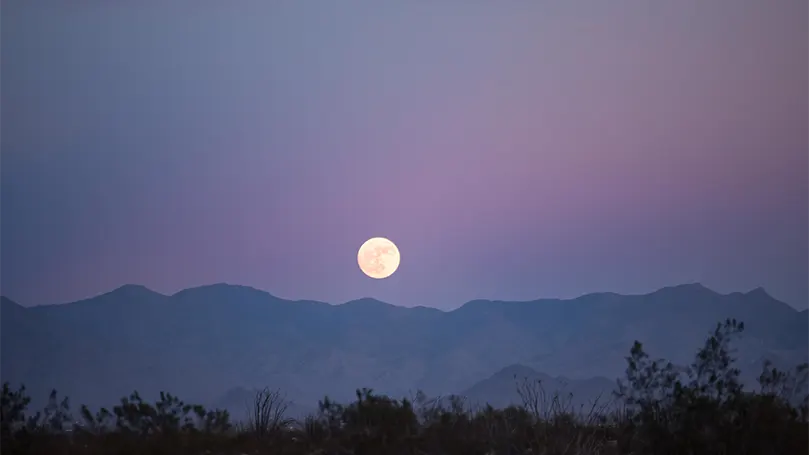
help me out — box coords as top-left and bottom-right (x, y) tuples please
(2, 319), (807, 455)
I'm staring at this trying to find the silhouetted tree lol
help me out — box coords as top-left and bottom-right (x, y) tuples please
(1, 383), (31, 439)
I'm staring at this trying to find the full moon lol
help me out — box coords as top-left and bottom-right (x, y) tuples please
(357, 237), (400, 279)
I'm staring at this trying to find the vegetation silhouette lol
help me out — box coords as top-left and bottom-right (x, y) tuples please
(2, 318), (807, 454)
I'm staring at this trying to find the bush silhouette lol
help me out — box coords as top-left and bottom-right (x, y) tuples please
(2, 318), (807, 454)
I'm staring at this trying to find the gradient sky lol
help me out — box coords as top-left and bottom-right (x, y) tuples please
(2, 0), (807, 309)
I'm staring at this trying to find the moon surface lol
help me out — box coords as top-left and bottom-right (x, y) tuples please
(357, 237), (400, 279)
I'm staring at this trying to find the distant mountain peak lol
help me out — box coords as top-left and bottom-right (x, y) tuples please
(461, 364), (617, 410)
(0, 295), (28, 320)
(48, 284), (169, 308)
(653, 282), (718, 296)
(738, 286), (800, 313)
(112, 283), (156, 293)
(671, 282), (710, 291)
(0, 296), (23, 309)
(579, 291), (621, 299)
(171, 283), (273, 299)
(457, 299), (496, 310)
(339, 297), (393, 308)
(745, 286), (772, 299)
(103, 284), (164, 300)
(495, 364), (541, 378)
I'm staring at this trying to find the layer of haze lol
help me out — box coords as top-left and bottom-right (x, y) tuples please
(2, 1), (807, 309)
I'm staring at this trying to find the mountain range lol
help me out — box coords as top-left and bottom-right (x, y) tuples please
(460, 364), (615, 413)
(1, 283), (806, 420)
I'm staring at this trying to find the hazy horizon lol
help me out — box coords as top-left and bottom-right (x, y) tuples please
(2, 0), (807, 310)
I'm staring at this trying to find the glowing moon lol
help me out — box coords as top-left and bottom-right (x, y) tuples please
(357, 237), (400, 279)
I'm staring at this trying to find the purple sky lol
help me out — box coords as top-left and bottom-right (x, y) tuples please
(2, 1), (807, 309)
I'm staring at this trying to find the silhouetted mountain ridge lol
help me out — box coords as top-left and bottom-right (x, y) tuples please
(339, 297), (392, 307)
(652, 282), (717, 295)
(171, 283), (279, 303)
(1, 296), (26, 314)
(1, 283), (805, 414)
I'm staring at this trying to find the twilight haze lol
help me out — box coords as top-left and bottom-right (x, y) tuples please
(1, 0), (807, 310)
